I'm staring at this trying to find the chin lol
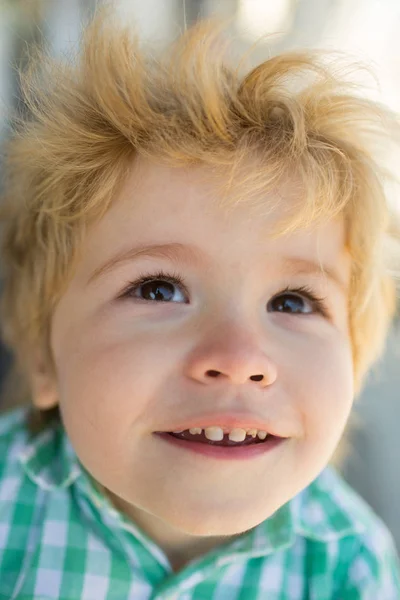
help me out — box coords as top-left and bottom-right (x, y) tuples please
(167, 507), (266, 538)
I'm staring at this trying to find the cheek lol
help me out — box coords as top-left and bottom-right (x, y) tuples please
(289, 335), (354, 441)
(52, 321), (180, 436)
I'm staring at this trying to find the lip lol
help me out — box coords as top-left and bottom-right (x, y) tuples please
(154, 432), (285, 460)
(154, 412), (286, 437)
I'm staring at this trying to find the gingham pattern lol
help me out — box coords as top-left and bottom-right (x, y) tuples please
(0, 407), (399, 599)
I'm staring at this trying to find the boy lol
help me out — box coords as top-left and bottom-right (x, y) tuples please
(0, 10), (399, 600)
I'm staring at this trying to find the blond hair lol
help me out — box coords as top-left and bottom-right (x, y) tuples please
(0, 10), (399, 431)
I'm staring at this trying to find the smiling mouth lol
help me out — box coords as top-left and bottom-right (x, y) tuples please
(160, 430), (280, 447)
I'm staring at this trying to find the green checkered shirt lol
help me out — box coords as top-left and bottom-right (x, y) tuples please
(0, 407), (399, 599)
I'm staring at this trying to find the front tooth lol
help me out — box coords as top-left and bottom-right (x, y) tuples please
(204, 426), (224, 441)
(228, 428), (247, 442)
(257, 430), (268, 440)
(189, 427), (202, 435)
(247, 429), (257, 438)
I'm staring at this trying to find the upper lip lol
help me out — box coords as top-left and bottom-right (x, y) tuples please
(154, 412), (287, 437)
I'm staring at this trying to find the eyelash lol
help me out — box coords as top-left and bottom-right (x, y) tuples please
(277, 285), (330, 318)
(120, 269), (188, 299)
(120, 269), (330, 317)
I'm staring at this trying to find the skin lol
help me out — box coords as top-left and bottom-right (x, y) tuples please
(33, 157), (354, 572)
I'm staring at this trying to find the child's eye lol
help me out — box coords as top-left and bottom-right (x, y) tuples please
(120, 270), (189, 303)
(120, 275), (329, 317)
(267, 286), (329, 317)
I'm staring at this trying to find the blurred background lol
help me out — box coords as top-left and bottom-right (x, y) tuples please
(0, 0), (399, 550)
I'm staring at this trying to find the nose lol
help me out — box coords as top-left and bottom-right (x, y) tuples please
(185, 322), (277, 388)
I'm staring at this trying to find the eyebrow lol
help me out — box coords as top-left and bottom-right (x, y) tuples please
(87, 242), (348, 293)
(87, 243), (206, 284)
(280, 257), (348, 294)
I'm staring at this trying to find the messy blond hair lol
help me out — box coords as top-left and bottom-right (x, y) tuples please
(0, 10), (399, 430)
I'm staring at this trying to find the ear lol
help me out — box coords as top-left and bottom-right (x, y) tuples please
(30, 351), (59, 410)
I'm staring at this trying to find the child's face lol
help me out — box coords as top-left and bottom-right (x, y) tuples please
(36, 158), (353, 554)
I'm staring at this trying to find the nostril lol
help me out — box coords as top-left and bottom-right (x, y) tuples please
(206, 371), (264, 381)
(250, 374), (264, 381)
(206, 370), (221, 377)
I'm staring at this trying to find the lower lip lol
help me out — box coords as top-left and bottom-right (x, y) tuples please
(154, 433), (285, 460)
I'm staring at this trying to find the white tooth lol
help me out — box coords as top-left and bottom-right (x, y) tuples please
(189, 427), (202, 435)
(204, 426), (224, 441)
(247, 429), (258, 438)
(257, 430), (268, 440)
(228, 428), (247, 442)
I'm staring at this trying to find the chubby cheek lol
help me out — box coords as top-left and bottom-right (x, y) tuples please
(51, 318), (179, 466)
(290, 334), (354, 456)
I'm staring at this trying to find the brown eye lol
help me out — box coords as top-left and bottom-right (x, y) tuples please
(139, 280), (177, 302)
(268, 293), (313, 314)
(121, 270), (188, 303)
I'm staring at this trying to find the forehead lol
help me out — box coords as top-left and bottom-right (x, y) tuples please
(109, 157), (345, 246)
(80, 157), (349, 285)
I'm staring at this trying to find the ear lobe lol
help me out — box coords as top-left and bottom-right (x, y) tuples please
(30, 353), (59, 410)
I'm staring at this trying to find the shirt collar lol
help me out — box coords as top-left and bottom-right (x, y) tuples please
(18, 417), (80, 490)
(18, 417), (366, 559)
